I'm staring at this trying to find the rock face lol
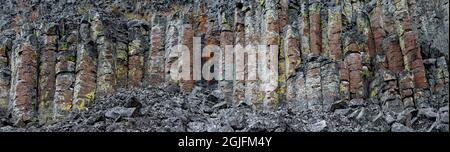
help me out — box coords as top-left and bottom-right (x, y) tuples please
(0, 0), (448, 131)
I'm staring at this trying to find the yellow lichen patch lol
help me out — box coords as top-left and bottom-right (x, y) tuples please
(259, 0), (265, 6)
(67, 54), (76, 62)
(62, 102), (72, 111)
(257, 92), (265, 103)
(75, 100), (85, 112)
(370, 89), (377, 97)
(339, 83), (348, 93)
(58, 43), (68, 51)
(267, 92), (279, 107)
(78, 7), (87, 15)
(86, 89), (96, 101)
(125, 12), (136, 20)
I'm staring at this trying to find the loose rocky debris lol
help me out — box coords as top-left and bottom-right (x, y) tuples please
(0, 87), (447, 132)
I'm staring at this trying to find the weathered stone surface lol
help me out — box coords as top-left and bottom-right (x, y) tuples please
(114, 22), (129, 89)
(0, 35), (13, 117)
(233, 5), (245, 104)
(0, 0), (447, 131)
(54, 22), (76, 119)
(259, 0), (279, 108)
(393, 0), (428, 89)
(305, 60), (321, 110)
(243, 2), (259, 106)
(299, 0), (310, 59)
(286, 71), (307, 111)
(328, 6), (342, 61)
(127, 21), (147, 88)
(147, 15), (166, 87)
(219, 16), (234, 103)
(179, 22), (194, 92)
(346, 53), (364, 99)
(37, 25), (57, 122)
(383, 35), (404, 74)
(96, 18), (116, 98)
(164, 16), (180, 88)
(10, 27), (38, 124)
(309, 1), (321, 55)
(321, 62), (339, 109)
(73, 23), (96, 113)
(279, 25), (300, 104)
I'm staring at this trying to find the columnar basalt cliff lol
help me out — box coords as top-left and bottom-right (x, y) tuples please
(0, 0), (448, 132)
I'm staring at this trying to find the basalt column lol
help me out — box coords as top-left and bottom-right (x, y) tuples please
(260, 0), (279, 108)
(10, 25), (38, 125)
(53, 20), (76, 119)
(320, 1), (341, 109)
(243, 1), (260, 105)
(180, 17), (194, 92)
(73, 18), (97, 112)
(96, 21), (116, 98)
(282, 25), (301, 99)
(309, 1), (322, 56)
(394, 0), (429, 108)
(278, 0), (300, 104)
(233, 3), (246, 104)
(382, 1), (404, 74)
(147, 15), (166, 87)
(127, 20), (148, 88)
(299, 0), (310, 59)
(165, 15), (181, 88)
(37, 23), (57, 122)
(219, 13), (234, 102)
(115, 22), (129, 88)
(0, 35), (13, 116)
(369, 0), (387, 70)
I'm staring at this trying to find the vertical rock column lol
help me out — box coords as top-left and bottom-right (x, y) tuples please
(356, 8), (372, 100)
(165, 15), (181, 88)
(393, 0), (428, 89)
(299, 0), (310, 59)
(338, 0), (353, 102)
(260, 0), (279, 108)
(369, 0), (387, 70)
(10, 25), (38, 124)
(346, 46), (364, 101)
(280, 26), (300, 103)
(233, 3), (246, 104)
(219, 13), (234, 102)
(73, 20), (97, 112)
(179, 17), (194, 92)
(243, 1), (260, 105)
(382, 1), (404, 74)
(394, 0), (429, 108)
(309, 1), (322, 55)
(328, 3), (342, 61)
(54, 21), (76, 119)
(38, 23), (57, 122)
(127, 20), (148, 88)
(147, 15), (166, 87)
(340, 2), (365, 103)
(277, 0), (298, 103)
(281, 0), (302, 107)
(204, 3), (220, 89)
(379, 1), (405, 114)
(96, 24), (116, 98)
(0, 36), (12, 116)
(305, 57), (322, 110)
(115, 23), (129, 88)
(322, 1), (342, 109)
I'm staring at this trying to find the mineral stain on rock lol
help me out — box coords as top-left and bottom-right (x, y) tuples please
(0, 0), (448, 132)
